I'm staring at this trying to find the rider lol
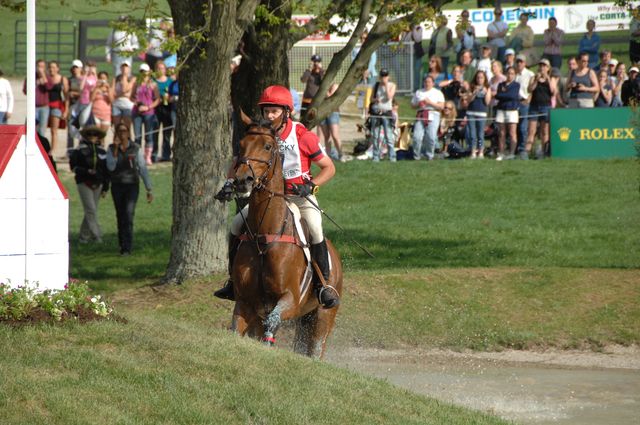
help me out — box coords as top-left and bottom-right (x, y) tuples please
(213, 85), (340, 309)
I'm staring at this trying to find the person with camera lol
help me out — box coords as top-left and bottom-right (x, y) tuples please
(300, 54), (325, 119)
(369, 69), (397, 162)
(131, 63), (160, 164)
(411, 75), (445, 161)
(567, 53), (599, 108)
(455, 10), (476, 61)
(525, 58), (557, 159)
(111, 63), (136, 129)
(90, 71), (114, 140)
(106, 122), (153, 256)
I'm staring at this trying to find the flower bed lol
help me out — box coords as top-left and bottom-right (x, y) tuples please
(0, 280), (124, 325)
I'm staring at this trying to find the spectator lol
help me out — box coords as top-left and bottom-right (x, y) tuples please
(594, 50), (612, 74)
(508, 12), (534, 54)
(611, 62), (628, 107)
(525, 58), (556, 159)
(595, 70), (613, 107)
(370, 69), (396, 162)
(439, 100), (459, 154)
(460, 49), (477, 82)
(630, 6), (640, 64)
(70, 126), (110, 244)
(476, 45), (493, 80)
(503, 48), (516, 71)
(440, 65), (467, 110)
(23, 59), (50, 138)
(289, 88), (301, 120)
(111, 63), (136, 128)
(490, 60), (507, 101)
(46, 61), (69, 156)
(131, 63), (160, 164)
(352, 30), (377, 85)
(567, 53), (599, 108)
(514, 54), (535, 159)
(168, 69), (179, 139)
(146, 20), (170, 71)
(578, 20), (600, 69)
(621, 66), (639, 106)
(78, 62), (98, 129)
(66, 60), (83, 155)
(411, 75), (445, 161)
(550, 67), (564, 108)
(300, 54), (324, 118)
(543, 17), (564, 70)
(455, 10), (476, 61)
(90, 71), (113, 138)
(426, 56), (448, 87)
(429, 15), (454, 76)
(153, 60), (173, 162)
(406, 24), (425, 92)
(464, 71), (492, 159)
(319, 82), (343, 161)
(0, 68), (14, 124)
(495, 66), (520, 161)
(487, 8), (509, 61)
(106, 122), (154, 256)
(105, 15), (140, 78)
(561, 56), (579, 106)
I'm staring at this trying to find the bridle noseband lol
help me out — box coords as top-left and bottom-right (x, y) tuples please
(236, 128), (280, 192)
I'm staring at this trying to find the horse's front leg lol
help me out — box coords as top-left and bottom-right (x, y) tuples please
(231, 302), (258, 336)
(262, 292), (296, 346)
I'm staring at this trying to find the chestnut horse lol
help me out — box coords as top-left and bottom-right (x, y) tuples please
(230, 117), (343, 359)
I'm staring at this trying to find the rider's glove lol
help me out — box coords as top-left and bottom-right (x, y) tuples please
(214, 179), (235, 202)
(291, 181), (318, 197)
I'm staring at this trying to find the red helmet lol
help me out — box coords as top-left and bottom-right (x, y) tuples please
(258, 85), (293, 111)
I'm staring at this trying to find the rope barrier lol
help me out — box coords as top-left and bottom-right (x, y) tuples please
(336, 110), (546, 124)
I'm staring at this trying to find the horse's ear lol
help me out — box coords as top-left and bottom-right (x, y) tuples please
(239, 109), (253, 126)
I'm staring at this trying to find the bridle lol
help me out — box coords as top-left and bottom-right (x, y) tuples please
(236, 128), (280, 193)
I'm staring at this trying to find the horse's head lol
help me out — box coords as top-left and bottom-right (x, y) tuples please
(234, 111), (280, 195)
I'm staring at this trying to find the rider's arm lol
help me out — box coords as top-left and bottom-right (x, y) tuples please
(311, 155), (335, 187)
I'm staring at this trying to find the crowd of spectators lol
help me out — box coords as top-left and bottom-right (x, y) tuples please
(358, 6), (640, 161)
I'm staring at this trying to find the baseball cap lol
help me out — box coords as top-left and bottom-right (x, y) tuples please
(630, 67), (640, 73)
(609, 58), (619, 67)
(538, 58), (550, 67)
(380, 68), (389, 76)
(310, 54), (322, 62)
(516, 54), (527, 63)
(505, 48), (515, 56)
(71, 59), (83, 68)
(139, 63), (151, 72)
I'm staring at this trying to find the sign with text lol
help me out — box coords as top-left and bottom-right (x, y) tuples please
(550, 107), (638, 159)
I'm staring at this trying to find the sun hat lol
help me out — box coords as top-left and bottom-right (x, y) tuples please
(80, 125), (107, 139)
(538, 58), (551, 67)
(139, 63), (151, 72)
(505, 48), (515, 56)
(71, 59), (83, 68)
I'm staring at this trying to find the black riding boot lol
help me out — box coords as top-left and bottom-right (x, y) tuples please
(214, 236), (239, 300)
(311, 240), (340, 309)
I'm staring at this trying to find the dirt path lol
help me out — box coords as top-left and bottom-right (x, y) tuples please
(326, 346), (640, 425)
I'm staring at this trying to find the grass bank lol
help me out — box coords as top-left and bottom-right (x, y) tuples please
(0, 311), (510, 425)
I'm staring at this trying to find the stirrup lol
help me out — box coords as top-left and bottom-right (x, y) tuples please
(318, 285), (340, 309)
(214, 279), (235, 301)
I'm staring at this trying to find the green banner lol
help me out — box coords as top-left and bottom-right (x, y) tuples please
(550, 107), (638, 159)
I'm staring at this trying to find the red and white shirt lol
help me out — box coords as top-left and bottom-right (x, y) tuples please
(278, 120), (325, 192)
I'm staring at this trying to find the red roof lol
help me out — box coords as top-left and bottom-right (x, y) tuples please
(0, 125), (68, 199)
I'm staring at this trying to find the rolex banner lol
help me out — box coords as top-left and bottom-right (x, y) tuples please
(551, 107), (639, 159)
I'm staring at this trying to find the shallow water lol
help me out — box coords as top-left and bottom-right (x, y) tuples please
(327, 349), (640, 425)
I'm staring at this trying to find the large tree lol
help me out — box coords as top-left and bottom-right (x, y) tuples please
(163, 0), (259, 283)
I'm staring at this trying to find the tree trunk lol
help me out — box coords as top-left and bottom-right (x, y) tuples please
(232, 0), (292, 118)
(164, 0), (258, 283)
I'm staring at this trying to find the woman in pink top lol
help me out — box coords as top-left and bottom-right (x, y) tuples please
(131, 63), (160, 164)
(79, 62), (98, 128)
(90, 71), (114, 138)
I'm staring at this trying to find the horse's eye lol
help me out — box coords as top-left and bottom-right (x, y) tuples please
(265, 144), (272, 151)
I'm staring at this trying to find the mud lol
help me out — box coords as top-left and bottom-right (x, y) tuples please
(327, 346), (640, 425)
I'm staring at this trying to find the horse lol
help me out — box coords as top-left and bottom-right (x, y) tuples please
(229, 115), (343, 359)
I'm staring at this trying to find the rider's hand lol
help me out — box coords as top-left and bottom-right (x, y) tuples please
(291, 181), (317, 198)
(214, 179), (235, 202)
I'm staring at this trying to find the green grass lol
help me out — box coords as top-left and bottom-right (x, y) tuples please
(0, 312), (510, 425)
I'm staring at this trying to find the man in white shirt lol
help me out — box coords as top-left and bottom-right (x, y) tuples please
(411, 75), (445, 160)
(106, 16), (140, 77)
(0, 69), (13, 124)
(487, 8), (509, 61)
(514, 54), (535, 158)
(476, 45), (494, 80)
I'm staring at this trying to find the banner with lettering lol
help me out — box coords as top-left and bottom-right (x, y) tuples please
(550, 107), (638, 159)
